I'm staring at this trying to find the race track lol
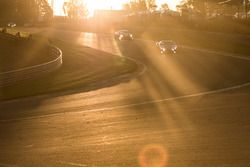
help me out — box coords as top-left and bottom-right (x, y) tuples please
(0, 29), (250, 167)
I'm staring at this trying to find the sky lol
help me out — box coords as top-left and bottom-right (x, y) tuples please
(51, 0), (182, 16)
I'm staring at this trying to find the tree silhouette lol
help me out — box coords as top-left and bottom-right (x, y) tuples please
(123, 0), (156, 11)
(178, 0), (247, 17)
(0, 0), (52, 23)
(63, 0), (88, 19)
(161, 3), (169, 11)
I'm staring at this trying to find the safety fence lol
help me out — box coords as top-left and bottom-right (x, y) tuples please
(0, 45), (62, 87)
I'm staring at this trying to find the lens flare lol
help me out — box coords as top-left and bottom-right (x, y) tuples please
(139, 144), (168, 167)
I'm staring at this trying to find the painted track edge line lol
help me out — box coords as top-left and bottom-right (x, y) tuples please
(1, 82), (250, 123)
(1, 37), (249, 122)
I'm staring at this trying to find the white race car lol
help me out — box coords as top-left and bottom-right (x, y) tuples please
(7, 22), (16, 28)
(114, 30), (134, 41)
(156, 40), (177, 54)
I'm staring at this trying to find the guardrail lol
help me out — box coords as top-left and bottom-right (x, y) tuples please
(0, 45), (62, 87)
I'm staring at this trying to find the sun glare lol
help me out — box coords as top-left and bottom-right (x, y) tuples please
(87, 0), (127, 17)
(52, 0), (181, 16)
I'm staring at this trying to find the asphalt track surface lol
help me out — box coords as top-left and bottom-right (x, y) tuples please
(0, 29), (250, 167)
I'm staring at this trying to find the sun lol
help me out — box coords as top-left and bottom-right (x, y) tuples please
(51, 0), (182, 17)
(86, 0), (127, 17)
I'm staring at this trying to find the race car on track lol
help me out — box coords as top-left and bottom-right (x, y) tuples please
(156, 40), (178, 54)
(114, 30), (134, 41)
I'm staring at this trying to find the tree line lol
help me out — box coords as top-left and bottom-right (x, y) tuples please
(122, 0), (249, 19)
(0, 0), (53, 24)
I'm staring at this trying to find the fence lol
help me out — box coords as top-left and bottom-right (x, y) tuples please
(0, 45), (62, 87)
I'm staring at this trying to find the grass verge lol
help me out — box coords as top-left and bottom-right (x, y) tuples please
(0, 39), (139, 101)
(0, 27), (30, 37)
(0, 32), (52, 72)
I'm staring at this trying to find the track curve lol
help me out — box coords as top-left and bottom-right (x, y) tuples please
(0, 29), (250, 167)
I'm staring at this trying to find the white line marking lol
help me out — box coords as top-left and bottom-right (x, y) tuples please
(136, 38), (250, 60)
(1, 82), (250, 123)
(125, 56), (148, 77)
(0, 37), (249, 122)
(0, 163), (18, 167)
(56, 161), (87, 167)
(181, 45), (250, 61)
